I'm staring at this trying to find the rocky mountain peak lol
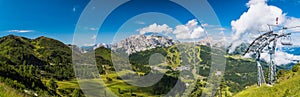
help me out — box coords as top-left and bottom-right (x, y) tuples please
(112, 34), (178, 54)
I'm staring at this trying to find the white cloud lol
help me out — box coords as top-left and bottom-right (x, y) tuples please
(291, 34), (300, 46)
(261, 50), (300, 66)
(201, 23), (209, 27)
(229, 0), (287, 53)
(83, 43), (94, 46)
(284, 17), (300, 32)
(8, 30), (35, 33)
(246, 0), (267, 6)
(173, 19), (205, 39)
(136, 19), (206, 40)
(138, 23), (173, 35)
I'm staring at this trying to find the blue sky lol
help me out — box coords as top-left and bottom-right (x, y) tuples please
(0, 0), (300, 44)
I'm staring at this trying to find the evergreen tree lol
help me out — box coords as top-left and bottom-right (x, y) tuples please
(48, 78), (57, 91)
(72, 89), (82, 97)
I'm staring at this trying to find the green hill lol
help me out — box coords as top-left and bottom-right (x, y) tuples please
(0, 34), (292, 97)
(0, 35), (47, 66)
(234, 63), (300, 97)
(0, 35), (72, 66)
(0, 35), (116, 97)
(33, 36), (72, 65)
(127, 44), (259, 96)
(0, 35), (78, 96)
(0, 82), (28, 97)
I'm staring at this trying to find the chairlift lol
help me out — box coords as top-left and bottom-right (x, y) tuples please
(281, 36), (293, 45)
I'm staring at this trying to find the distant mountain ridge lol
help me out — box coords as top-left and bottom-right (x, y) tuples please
(112, 34), (178, 54)
(80, 34), (226, 54)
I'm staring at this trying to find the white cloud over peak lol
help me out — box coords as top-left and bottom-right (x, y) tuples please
(137, 19), (206, 40)
(138, 23), (173, 35)
(173, 19), (205, 39)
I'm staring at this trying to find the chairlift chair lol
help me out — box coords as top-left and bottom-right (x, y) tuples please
(281, 36), (293, 46)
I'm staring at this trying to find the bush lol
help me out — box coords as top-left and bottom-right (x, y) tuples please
(292, 65), (300, 72)
(106, 77), (113, 82)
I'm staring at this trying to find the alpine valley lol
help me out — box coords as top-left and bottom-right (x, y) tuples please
(0, 34), (299, 97)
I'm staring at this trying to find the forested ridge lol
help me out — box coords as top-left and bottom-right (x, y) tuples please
(0, 35), (296, 97)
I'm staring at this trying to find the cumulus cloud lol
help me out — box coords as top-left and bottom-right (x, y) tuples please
(246, 0), (267, 6)
(229, 0), (287, 53)
(284, 17), (300, 32)
(173, 19), (205, 39)
(138, 23), (173, 35)
(137, 19), (206, 40)
(261, 50), (300, 65)
(8, 30), (35, 33)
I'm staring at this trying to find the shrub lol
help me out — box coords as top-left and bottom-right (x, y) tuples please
(106, 77), (113, 82)
(292, 65), (299, 72)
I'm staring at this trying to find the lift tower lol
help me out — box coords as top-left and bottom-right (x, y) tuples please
(244, 25), (298, 86)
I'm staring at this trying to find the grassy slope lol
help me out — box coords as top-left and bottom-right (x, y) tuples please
(46, 73), (158, 97)
(234, 69), (300, 97)
(0, 82), (28, 97)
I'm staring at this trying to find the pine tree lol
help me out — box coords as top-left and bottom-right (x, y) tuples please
(48, 78), (57, 91)
(72, 89), (82, 97)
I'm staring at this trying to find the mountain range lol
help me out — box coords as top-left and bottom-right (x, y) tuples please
(81, 34), (224, 54)
(0, 34), (299, 97)
(112, 34), (178, 54)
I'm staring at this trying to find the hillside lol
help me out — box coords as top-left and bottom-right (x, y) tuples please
(0, 35), (46, 66)
(0, 34), (287, 97)
(0, 82), (28, 97)
(33, 36), (72, 65)
(128, 44), (259, 96)
(0, 35), (71, 66)
(234, 63), (300, 97)
(0, 35), (78, 96)
(0, 35), (121, 97)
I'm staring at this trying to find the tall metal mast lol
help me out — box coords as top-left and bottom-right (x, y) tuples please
(244, 26), (296, 86)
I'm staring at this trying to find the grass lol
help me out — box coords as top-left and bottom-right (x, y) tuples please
(43, 72), (162, 97)
(56, 80), (80, 89)
(0, 82), (28, 97)
(100, 73), (159, 97)
(234, 71), (300, 97)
